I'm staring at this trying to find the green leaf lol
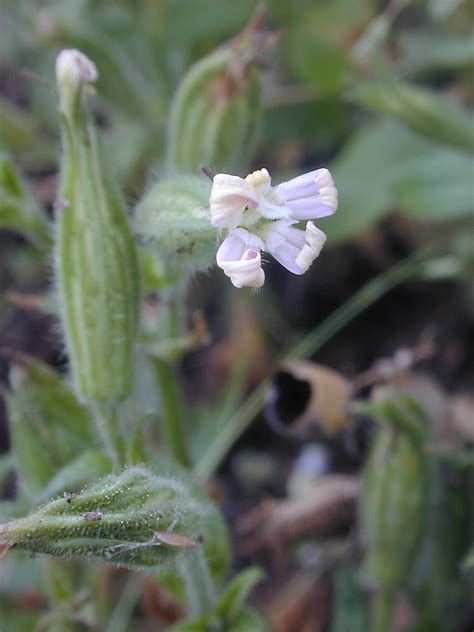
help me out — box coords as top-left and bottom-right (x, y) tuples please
(6, 356), (97, 496)
(228, 607), (268, 631)
(352, 80), (474, 153)
(325, 118), (426, 243)
(393, 148), (473, 220)
(217, 567), (264, 622)
(0, 153), (51, 247)
(401, 31), (474, 74)
(286, 1), (371, 95)
(0, 98), (39, 153)
(169, 619), (207, 632)
(325, 117), (474, 243)
(287, 26), (349, 95)
(330, 568), (369, 632)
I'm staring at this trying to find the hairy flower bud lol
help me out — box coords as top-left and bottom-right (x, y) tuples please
(134, 175), (216, 281)
(55, 49), (140, 402)
(0, 468), (210, 569)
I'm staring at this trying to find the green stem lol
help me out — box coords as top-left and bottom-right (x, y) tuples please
(178, 548), (217, 618)
(154, 357), (190, 467)
(154, 288), (190, 467)
(373, 586), (396, 632)
(194, 256), (422, 481)
(92, 403), (125, 467)
(105, 574), (144, 632)
(44, 559), (76, 605)
(42, 559), (85, 632)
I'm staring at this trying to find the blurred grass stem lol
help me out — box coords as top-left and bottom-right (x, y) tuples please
(373, 587), (395, 632)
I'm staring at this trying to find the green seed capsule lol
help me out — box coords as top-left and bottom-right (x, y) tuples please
(167, 37), (262, 173)
(360, 390), (427, 592)
(134, 175), (215, 281)
(0, 467), (208, 569)
(55, 50), (140, 403)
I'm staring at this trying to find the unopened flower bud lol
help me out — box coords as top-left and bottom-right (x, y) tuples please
(134, 175), (216, 281)
(56, 49), (98, 121)
(55, 49), (140, 403)
(0, 468), (210, 569)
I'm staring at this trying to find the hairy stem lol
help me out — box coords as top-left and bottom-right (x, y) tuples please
(178, 548), (217, 618)
(92, 403), (125, 467)
(154, 290), (190, 467)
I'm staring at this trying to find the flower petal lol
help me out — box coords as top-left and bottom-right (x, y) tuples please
(295, 221), (327, 273)
(266, 222), (326, 275)
(232, 227), (266, 251)
(210, 174), (259, 229)
(274, 168), (338, 219)
(216, 235), (264, 288)
(216, 233), (246, 268)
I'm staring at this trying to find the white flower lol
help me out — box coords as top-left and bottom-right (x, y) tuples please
(216, 234), (265, 288)
(210, 167), (338, 288)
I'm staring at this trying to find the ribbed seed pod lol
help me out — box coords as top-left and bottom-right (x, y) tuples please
(55, 50), (140, 403)
(360, 389), (427, 591)
(0, 467), (208, 569)
(167, 37), (262, 173)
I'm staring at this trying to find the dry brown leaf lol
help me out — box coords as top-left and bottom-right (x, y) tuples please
(237, 475), (359, 557)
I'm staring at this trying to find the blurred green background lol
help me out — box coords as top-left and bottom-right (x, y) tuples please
(0, 0), (473, 630)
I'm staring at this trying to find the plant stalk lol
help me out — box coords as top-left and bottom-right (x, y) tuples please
(178, 548), (217, 618)
(92, 403), (125, 467)
(373, 586), (396, 632)
(154, 289), (190, 467)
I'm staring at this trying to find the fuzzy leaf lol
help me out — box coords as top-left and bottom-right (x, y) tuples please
(7, 356), (97, 496)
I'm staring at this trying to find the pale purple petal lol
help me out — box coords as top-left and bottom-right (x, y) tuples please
(216, 234), (264, 288)
(233, 227), (266, 251)
(295, 222), (327, 273)
(261, 220), (301, 251)
(216, 234), (245, 268)
(274, 170), (319, 201)
(285, 195), (336, 220)
(265, 223), (308, 274)
(274, 168), (338, 220)
(270, 240), (305, 275)
(210, 174), (259, 229)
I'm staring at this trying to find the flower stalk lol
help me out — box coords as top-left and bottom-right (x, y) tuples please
(153, 290), (191, 468)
